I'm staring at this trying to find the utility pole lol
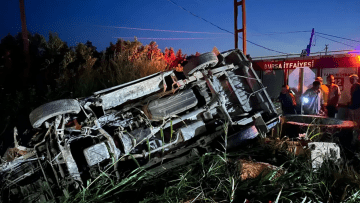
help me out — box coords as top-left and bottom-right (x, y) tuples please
(325, 44), (329, 55)
(19, 0), (31, 80)
(234, 0), (247, 55)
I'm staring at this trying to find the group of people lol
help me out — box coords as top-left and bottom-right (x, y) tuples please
(301, 75), (342, 117)
(278, 74), (360, 122)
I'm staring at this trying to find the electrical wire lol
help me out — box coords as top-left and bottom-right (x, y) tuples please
(98, 24), (309, 37)
(316, 32), (360, 43)
(113, 37), (231, 40)
(315, 34), (355, 47)
(97, 25), (231, 35)
(249, 30), (311, 36)
(166, 0), (288, 54)
(245, 41), (288, 54)
(165, 0), (233, 35)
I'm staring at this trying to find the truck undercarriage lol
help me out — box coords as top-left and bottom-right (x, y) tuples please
(0, 49), (279, 202)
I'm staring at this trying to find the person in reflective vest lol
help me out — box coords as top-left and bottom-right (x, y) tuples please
(315, 76), (329, 109)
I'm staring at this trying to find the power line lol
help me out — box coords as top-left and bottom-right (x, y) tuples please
(316, 32), (360, 43)
(165, 0), (233, 35)
(98, 24), (308, 37)
(166, 0), (288, 54)
(113, 37), (231, 40)
(315, 34), (355, 47)
(245, 41), (287, 54)
(97, 25), (231, 35)
(249, 30), (311, 36)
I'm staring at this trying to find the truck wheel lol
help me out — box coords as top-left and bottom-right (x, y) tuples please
(183, 52), (218, 76)
(29, 99), (81, 128)
(224, 50), (251, 68)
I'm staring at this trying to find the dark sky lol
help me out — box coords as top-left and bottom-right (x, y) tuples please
(1, 0), (360, 57)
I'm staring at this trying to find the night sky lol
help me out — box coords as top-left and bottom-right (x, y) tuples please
(1, 0), (359, 57)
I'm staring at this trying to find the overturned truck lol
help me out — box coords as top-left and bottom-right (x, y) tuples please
(0, 49), (279, 202)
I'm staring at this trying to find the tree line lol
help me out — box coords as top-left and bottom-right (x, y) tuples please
(0, 31), (198, 140)
(0, 32), (193, 97)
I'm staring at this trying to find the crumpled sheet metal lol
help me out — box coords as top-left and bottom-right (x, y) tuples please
(97, 113), (130, 127)
(83, 142), (110, 166)
(59, 144), (82, 182)
(100, 72), (173, 110)
(211, 75), (237, 114)
(118, 132), (135, 154)
(180, 121), (206, 141)
(224, 71), (252, 112)
(148, 89), (198, 121)
(93, 71), (172, 95)
(0, 158), (24, 173)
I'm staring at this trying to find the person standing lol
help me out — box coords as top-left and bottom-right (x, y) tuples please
(301, 81), (324, 115)
(326, 75), (341, 117)
(278, 85), (297, 115)
(348, 74), (360, 126)
(315, 76), (329, 110)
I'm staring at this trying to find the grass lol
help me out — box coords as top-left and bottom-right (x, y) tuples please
(66, 145), (360, 203)
(59, 119), (360, 203)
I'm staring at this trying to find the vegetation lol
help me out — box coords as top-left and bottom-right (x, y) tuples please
(0, 32), (187, 155)
(2, 32), (360, 202)
(55, 132), (360, 203)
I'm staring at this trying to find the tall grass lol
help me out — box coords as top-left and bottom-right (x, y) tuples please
(60, 50), (168, 99)
(57, 118), (360, 203)
(138, 142), (360, 202)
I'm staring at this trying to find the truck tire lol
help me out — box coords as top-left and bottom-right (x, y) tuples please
(183, 52), (218, 76)
(224, 50), (251, 68)
(29, 99), (81, 128)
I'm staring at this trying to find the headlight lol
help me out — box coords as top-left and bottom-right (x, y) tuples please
(303, 97), (309, 104)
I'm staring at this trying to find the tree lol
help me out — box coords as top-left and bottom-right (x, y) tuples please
(29, 33), (47, 58)
(85, 40), (97, 52)
(147, 41), (160, 60)
(42, 32), (72, 90)
(0, 34), (17, 52)
(75, 43), (93, 63)
(0, 35), (17, 90)
(212, 46), (220, 56)
(46, 32), (67, 56)
(164, 47), (176, 68)
(105, 42), (116, 60)
(170, 49), (187, 71)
